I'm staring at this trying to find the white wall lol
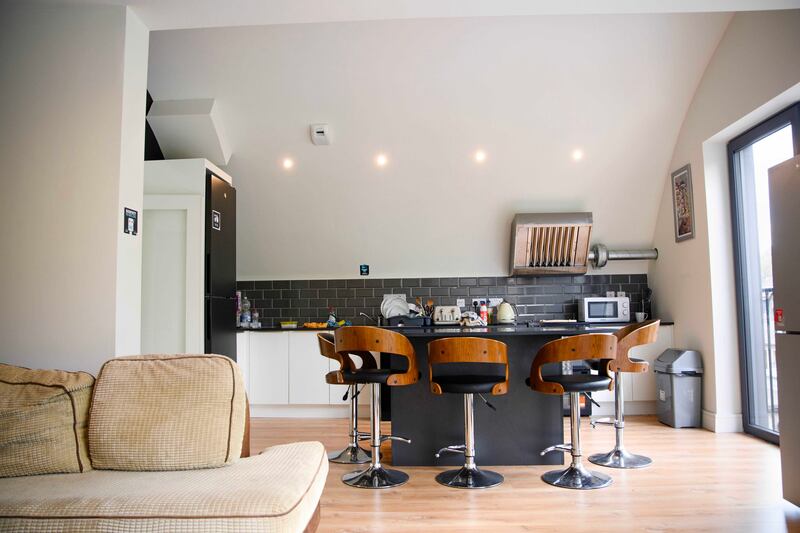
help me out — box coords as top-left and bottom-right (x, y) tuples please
(0, 4), (148, 373)
(147, 14), (731, 280)
(650, 9), (800, 431)
(115, 9), (150, 357)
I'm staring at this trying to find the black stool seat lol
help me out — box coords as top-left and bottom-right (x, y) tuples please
(342, 368), (394, 384)
(547, 374), (611, 392)
(432, 374), (505, 394)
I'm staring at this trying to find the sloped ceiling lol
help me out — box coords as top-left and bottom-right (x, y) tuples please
(147, 13), (732, 279)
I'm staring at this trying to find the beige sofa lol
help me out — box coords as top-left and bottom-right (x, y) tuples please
(0, 357), (327, 532)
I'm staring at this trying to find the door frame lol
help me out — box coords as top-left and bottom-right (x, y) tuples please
(727, 102), (800, 444)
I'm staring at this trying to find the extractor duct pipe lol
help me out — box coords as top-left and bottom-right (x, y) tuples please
(587, 244), (658, 269)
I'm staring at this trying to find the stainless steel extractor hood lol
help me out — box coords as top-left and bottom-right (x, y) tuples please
(510, 212), (658, 275)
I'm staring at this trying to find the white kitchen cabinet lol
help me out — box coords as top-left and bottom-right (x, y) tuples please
(236, 332), (250, 393)
(289, 331), (331, 404)
(248, 332), (289, 405)
(329, 358), (350, 405)
(629, 324), (673, 402)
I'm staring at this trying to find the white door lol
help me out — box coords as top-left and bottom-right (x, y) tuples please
(288, 332), (331, 404)
(249, 332), (289, 405)
(141, 209), (187, 354)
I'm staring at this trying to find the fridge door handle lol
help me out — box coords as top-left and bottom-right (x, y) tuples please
(205, 299), (212, 343)
(205, 253), (211, 295)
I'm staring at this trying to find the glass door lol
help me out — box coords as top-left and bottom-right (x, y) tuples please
(728, 103), (800, 443)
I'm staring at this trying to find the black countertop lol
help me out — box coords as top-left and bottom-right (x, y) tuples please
(238, 321), (673, 336)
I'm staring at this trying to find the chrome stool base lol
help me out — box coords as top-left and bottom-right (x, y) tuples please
(328, 445), (371, 464)
(436, 466), (503, 489)
(589, 448), (652, 469)
(342, 465), (409, 489)
(542, 462), (612, 490)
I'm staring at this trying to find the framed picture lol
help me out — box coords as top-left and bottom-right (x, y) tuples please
(123, 207), (138, 236)
(671, 164), (695, 242)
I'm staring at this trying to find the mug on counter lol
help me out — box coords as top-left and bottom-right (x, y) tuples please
(635, 312), (648, 323)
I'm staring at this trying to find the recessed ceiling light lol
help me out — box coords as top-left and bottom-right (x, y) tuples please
(375, 153), (388, 167)
(474, 150), (487, 163)
(571, 149), (584, 161)
(282, 158), (294, 170)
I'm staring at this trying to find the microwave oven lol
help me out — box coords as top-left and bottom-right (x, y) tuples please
(578, 296), (630, 323)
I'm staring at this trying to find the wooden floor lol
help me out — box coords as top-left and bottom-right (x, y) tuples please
(251, 416), (800, 532)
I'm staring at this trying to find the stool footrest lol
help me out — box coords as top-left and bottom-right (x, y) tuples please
(435, 444), (466, 458)
(379, 435), (411, 444)
(540, 443), (572, 456)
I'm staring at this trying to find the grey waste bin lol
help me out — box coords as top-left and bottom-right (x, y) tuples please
(654, 349), (703, 428)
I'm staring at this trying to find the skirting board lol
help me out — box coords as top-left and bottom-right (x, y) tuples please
(251, 405), (349, 418)
(702, 410), (744, 433)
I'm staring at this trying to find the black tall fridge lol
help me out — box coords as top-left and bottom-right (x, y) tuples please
(204, 171), (237, 360)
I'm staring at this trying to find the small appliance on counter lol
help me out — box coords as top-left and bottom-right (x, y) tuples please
(496, 300), (517, 324)
(433, 306), (462, 325)
(577, 296), (630, 323)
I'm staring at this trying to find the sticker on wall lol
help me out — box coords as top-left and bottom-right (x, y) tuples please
(360, 264), (369, 276)
(123, 208), (138, 235)
(212, 210), (221, 231)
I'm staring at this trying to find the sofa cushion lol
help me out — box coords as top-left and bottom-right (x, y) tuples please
(89, 354), (246, 471)
(0, 363), (94, 478)
(0, 441), (328, 532)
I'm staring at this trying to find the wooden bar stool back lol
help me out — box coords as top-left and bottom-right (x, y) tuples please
(317, 332), (376, 465)
(427, 337), (508, 489)
(589, 319), (660, 469)
(333, 326), (419, 489)
(528, 333), (617, 489)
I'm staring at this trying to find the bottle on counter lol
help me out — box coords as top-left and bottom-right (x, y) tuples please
(250, 309), (260, 329)
(327, 306), (338, 328)
(479, 300), (488, 324)
(235, 291), (242, 327)
(241, 296), (251, 328)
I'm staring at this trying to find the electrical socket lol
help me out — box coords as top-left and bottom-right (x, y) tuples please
(471, 298), (485, 307)
(456, 299), (465, 308)
(488, 298), (503, 307)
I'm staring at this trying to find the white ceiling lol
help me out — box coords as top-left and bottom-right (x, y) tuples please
(148, 13), (735, 278)
(49, 0), (799, 30)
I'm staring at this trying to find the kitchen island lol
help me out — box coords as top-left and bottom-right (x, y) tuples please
(387, 323), (627, 467)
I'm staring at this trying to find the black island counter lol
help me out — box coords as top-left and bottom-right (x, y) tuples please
(383, 323), (635, 467)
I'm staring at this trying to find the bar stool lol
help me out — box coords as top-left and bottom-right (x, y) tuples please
(589, 319), (660, 469)
(528, 333), (617, 489)
(427, 337), (508, 489)
(318, 332), (375, 464)
(334, 326), (419, 489)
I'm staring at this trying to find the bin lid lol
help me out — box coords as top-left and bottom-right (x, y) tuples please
(654, 349), (703, 374)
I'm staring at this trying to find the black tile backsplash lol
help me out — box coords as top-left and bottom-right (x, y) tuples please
(237, 274), (649, 328)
